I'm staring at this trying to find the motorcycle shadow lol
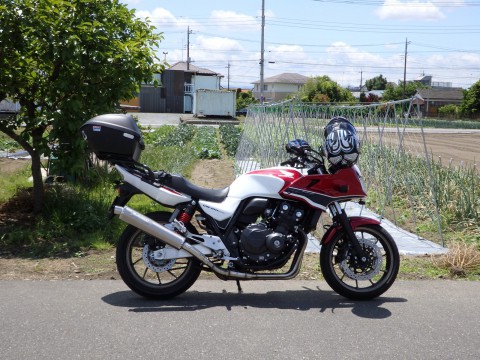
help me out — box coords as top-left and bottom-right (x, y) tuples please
(102, 283), (407, 319)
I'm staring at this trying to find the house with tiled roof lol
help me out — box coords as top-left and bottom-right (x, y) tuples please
(252, 73), (309, 102)
(415, 87), (464, 117)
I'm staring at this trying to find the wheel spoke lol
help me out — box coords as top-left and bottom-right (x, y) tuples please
(142, 267), (148, 279)
(170, 265), (188, 271)
(156, 272), (162, 284)
(167, 270), (179, 279)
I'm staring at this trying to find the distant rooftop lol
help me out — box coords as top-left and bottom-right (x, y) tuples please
(168, 61), (222, 76)
(252, 73), (309, 85)
(416, 88), (464, 101)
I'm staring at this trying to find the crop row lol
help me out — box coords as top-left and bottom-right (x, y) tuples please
(145, 124), (242, 161)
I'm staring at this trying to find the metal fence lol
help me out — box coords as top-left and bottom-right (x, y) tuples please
(235, 97), (446, 245)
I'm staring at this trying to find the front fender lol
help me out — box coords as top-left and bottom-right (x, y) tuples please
(321, 216), (381, 245)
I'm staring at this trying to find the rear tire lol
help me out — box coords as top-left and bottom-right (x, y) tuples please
(116, 212), (201, 299)
(320, 224), (399, 300)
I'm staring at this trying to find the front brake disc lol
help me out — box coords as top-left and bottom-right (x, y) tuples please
(339, 238), (383, 281)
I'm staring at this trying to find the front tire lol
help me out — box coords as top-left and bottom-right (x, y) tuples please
(116, 211), (201, 299)
(320, 224), (399, 300)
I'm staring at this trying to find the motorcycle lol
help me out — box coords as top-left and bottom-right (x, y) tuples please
(81, 114), (399, 300)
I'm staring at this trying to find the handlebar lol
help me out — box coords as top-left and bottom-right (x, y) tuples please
(280, 147), (328, 174)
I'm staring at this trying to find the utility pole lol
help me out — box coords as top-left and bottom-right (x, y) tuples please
(227, 62), (231, 90)
(359, 69), (363, 89)
(187, 26), (193, 70)
(403, 38), (410, 99)
(259, 0), (265, 103)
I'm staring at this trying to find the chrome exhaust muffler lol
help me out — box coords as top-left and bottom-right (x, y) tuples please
(114, 206), (306, 280)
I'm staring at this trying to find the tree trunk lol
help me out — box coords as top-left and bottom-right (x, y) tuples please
(30, 151), (44, 214)
(0, 115), (47, 215)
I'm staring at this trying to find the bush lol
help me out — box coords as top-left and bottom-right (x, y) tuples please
(438, 104), (460, 119)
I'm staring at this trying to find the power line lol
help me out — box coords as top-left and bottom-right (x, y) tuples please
(312, 0), (480, 7)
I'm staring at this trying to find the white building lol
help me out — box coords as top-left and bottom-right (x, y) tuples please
(252, 73), (309, 102)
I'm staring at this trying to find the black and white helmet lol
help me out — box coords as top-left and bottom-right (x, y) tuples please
(323, 116), (360, 169)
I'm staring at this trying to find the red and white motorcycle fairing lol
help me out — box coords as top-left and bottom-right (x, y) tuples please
(199, 167), (302, 222)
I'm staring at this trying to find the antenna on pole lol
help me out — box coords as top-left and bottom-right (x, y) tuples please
(260, 0), (265, 104)
(227, 62), (231, 90)
(187, 26), (193, 70)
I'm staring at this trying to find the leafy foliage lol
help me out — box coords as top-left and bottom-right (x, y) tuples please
(365, 74), (388, 91)
(236, 89), (257, 110)
(461, 80), (480, 118)
(0, 0), (162, 212)
(298, 76), (356, 103)
(0, 133), (20, 152)
(161, 124), (196, 147)
(382, 81), (420, 101)
(438, 104), (460, 119)
(359, 92), (380, 103)
(192, 126), (221, 159)
(219, 124), (243, 156)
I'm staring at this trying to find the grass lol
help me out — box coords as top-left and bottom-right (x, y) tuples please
(0, 132), (21, 153)
(432, 242), (480, 276)
(359, 142), (480, 248)
(0, 124), (205, 258)
(0, 163), (31, 203)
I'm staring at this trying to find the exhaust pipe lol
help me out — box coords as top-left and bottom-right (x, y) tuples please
(114, 206), (186, 250)
(114, 206), (307, 280)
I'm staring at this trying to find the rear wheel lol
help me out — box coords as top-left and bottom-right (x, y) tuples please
(116, 212), (201, 299)
(320, 224), (399, 300)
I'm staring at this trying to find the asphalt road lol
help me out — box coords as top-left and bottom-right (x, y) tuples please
(1, 280), (479, 360)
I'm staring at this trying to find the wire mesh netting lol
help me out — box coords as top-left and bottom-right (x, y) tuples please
(235, 97), (447, 245)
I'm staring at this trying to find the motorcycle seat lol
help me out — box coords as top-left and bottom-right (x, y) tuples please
(166, 174), (230, 203)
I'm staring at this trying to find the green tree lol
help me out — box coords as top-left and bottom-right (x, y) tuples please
(236, 89), (257, 110)
(382, 81), (420, 101)
(299, 75), (355, 103)
(0, 0), (162, 213)
(460, 80), (480, 118)
(365, 74), (388, 91)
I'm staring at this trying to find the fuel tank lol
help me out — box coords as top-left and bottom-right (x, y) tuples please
(199, 167), (303, 221)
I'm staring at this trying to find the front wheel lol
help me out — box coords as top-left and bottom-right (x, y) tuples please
(320, 224), (399, 300)
(116, 212), (201, 299)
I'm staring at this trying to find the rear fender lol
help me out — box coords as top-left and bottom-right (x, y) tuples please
(321, 216), (381, 245)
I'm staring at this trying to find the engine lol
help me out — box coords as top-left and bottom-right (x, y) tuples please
(233, 200), (305, 269)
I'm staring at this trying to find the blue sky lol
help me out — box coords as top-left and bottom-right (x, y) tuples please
(124, 0), (479, 90)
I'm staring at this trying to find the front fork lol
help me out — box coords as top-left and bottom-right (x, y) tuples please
(328, 202), (367, 262)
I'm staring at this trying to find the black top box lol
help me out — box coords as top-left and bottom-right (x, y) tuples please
(81, 114), (145, 162)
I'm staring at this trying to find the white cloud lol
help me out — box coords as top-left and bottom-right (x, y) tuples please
(189, 35), (245, 64)
(209, 10), (259, 32)
(375, 0), (446, 21)
(135, 7), (200, 29)
(326, 42), (384, 65)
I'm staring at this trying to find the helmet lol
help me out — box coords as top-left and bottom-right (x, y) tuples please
(323, 116), (360, 168)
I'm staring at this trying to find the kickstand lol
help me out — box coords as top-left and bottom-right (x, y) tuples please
(236, 280), (243, 294)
